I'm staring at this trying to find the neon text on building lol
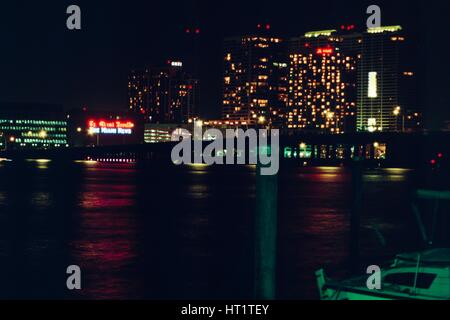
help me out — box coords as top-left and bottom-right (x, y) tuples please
(88, 120), (135, 135)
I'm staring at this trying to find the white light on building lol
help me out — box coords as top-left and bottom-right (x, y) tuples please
(368, 72), (378, 98)
(368, 118), (377, 132)
(171, 61), (183, 67)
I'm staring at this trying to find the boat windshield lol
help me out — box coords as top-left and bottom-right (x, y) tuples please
(384, 273), (437, 290)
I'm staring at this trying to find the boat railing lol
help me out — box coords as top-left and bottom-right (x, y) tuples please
(412, 189), (450, 246)
(412, 253), (421, 296)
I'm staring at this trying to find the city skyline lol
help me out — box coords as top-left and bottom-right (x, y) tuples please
(3, 1), (450, 304)
(1, 1), (449, 130)
(130, 25), (420, 134)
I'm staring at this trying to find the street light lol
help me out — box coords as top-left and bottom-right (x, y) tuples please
(393, 107), (404, 132)
(258, 116), (266, 125)
(195, 119), (203, 127)
(88, 127), (100, 146)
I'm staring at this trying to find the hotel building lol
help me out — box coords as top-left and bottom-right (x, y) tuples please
(287, 29), (359, 134)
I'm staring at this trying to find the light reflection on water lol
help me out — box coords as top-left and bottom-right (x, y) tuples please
(0, 160), (418, 299)
(71, 165), (140, 299)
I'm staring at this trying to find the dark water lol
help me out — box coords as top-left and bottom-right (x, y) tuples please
(0, 160), (423, 299)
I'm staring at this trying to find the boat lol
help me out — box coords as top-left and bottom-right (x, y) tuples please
(316, 189), (450, 300)
(316, 248), (450, 300)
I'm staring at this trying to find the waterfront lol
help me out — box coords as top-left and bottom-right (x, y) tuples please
(0, 160), (422, 299)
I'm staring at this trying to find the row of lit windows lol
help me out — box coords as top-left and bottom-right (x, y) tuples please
(0, 120), (67, 126)
(0, 126), (67, 132)
(18, 133), (67, 138)
(14, 138), (68, 144)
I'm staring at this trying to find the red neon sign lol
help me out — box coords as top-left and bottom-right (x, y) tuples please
(316, 48), (334, 55)
(88, 120), (135, 129)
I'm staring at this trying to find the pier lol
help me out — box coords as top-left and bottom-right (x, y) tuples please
(1, 132), (449, 169)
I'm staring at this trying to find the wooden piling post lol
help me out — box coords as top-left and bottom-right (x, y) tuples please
(350, 157), (363, 272)
(254, 145), (278, 300)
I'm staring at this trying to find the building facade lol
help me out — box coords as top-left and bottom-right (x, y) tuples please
(287, 29), (359, 134)
(357, 26), (418, 133)
(222, 33), (288, 127)
(128, 61), (199, 124)
(0, 103), (68, 150)
(144, 123), (188, 144)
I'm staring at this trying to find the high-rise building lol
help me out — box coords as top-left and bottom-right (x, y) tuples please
(128, 61), (199, 124)
(357, 25), (418, 132)
(287, 29), (359, 134)
(222, 28), (288, 127)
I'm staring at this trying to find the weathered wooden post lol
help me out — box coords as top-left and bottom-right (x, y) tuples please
(254, 141), (278, 300)
(350, 156), (363, 273)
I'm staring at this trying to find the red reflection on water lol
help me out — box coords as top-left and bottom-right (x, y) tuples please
(70, 165), (141, 299)
(71, 237), (139, 299)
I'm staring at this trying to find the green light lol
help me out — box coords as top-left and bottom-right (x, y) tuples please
(304, 30), (337, 38)
(284, 147), (292, 159)
(367, 25), (402, 34)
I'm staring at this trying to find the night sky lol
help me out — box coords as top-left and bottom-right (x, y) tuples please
(1, 0), (449, 129)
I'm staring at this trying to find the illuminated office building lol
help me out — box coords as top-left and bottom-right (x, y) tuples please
(288, 29), (359, 134)
(0, 103), (68, 149)
(222, 28), (288, 127)
(357, 26), (417, 132)
(128, 61), (199, 124)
